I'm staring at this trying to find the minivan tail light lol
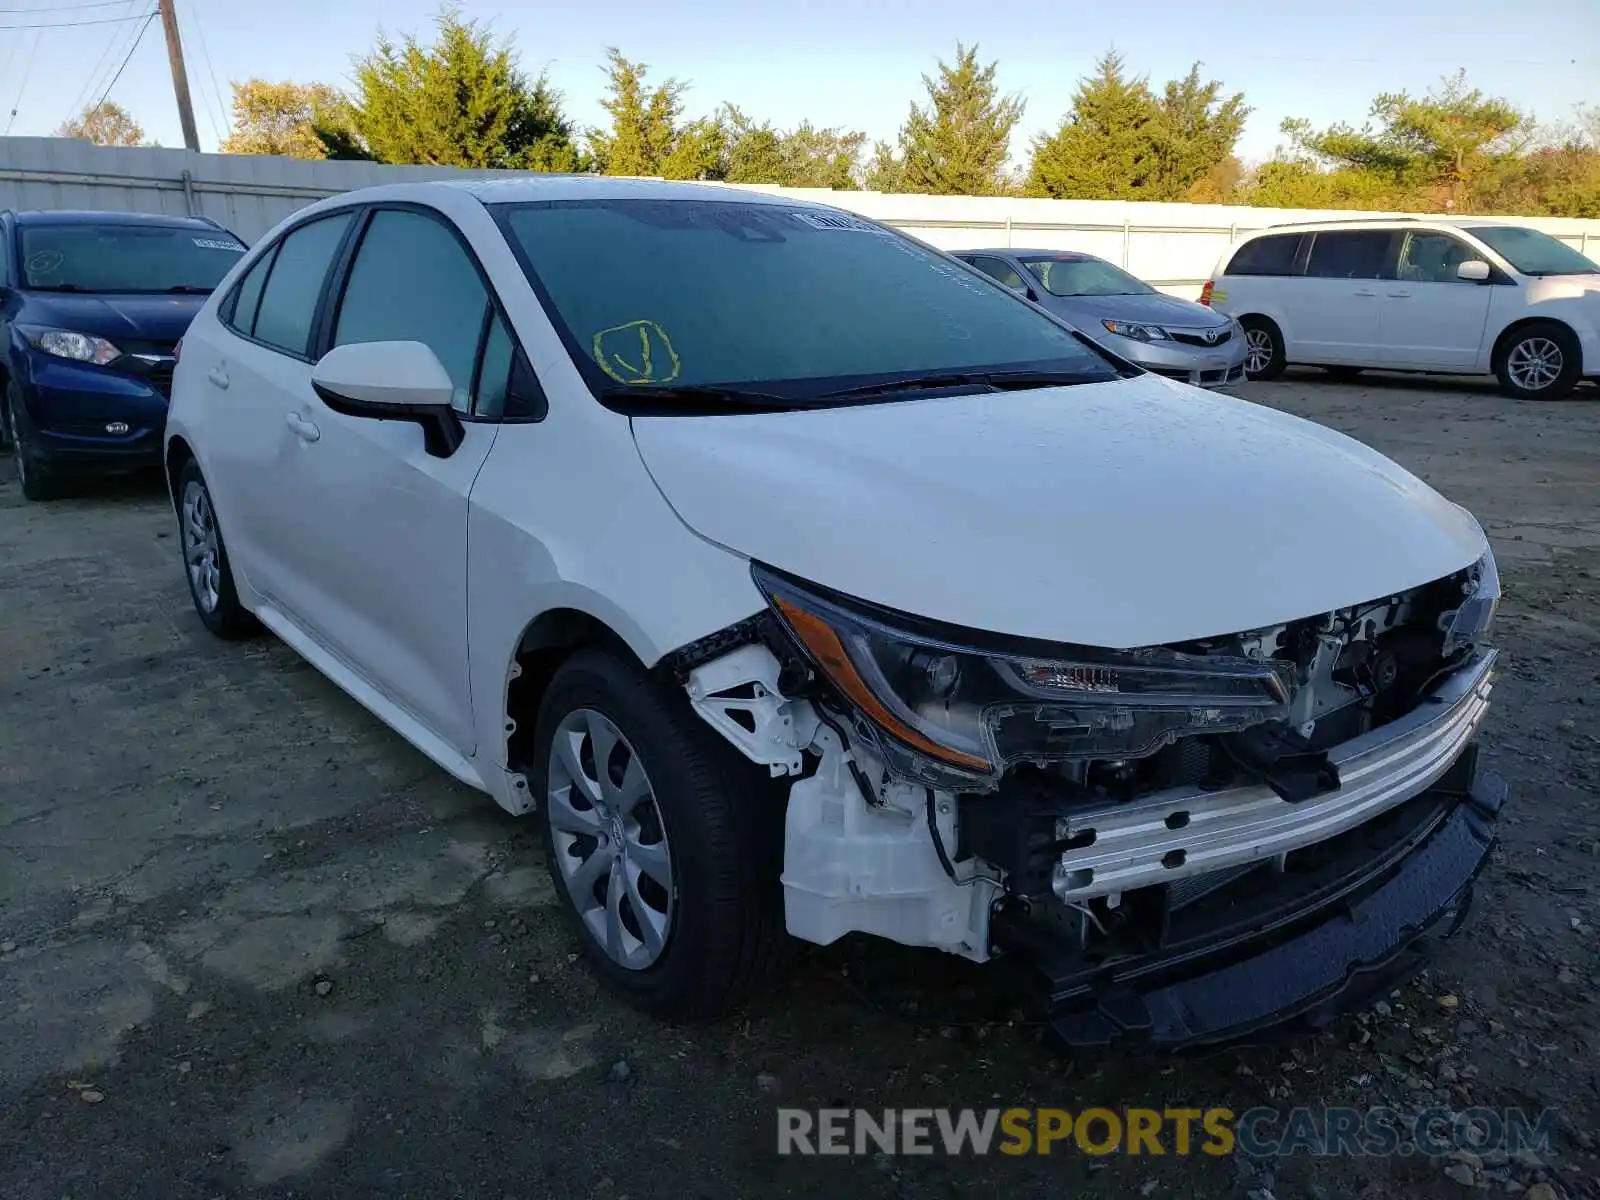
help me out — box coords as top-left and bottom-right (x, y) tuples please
(1198, 280), (1215, 307)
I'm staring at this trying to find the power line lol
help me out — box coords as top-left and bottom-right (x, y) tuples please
(91, 6), (155, 116)
(0, 0), (131, 10)
(65, 0), (140, 121)
(4, 27), (42, 134)
(185, 0), (229, 140)
(0, 9), (148, 27)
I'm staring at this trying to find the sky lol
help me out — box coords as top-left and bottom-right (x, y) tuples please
(2, 0), (1597, 167)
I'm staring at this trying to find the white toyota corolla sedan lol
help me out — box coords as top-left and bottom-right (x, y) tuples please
(164, 178), (1505, 1049)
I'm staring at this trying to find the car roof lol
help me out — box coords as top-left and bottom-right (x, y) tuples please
(8, 209), (222, 228)
(441, 175), (812, 206)
(960, 247), (1099, 261)
(1243, 216), (1522, 238)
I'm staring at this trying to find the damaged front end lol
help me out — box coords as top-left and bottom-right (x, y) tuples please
(667, 553), (1505, 1051)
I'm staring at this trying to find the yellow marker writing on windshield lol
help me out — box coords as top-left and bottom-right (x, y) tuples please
(593, 320), (681, 385)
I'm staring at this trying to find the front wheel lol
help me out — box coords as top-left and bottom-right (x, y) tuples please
(1495, 322), (1582, 400)
(176, 458), (261, 639)
(6, 382), (70, 501)
(534, 647), (786, 1019)
(1239, 317), (1286, 381)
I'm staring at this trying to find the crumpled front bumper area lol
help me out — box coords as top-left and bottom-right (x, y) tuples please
(1017, 751), (1504, 1052)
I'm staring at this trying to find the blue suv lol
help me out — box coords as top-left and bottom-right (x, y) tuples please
(1, 209), (248, 500)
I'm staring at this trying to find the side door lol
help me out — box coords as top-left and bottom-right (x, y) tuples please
(271, 204), (524, 755)
(1292, 230), (1396, 365)
(192, 209), (359, 607)
(1377, 230), (1494, 370)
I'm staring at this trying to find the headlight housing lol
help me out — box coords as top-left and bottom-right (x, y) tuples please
(19, 325), (122, 366)
(755, 566), (1294, 792)
(1101, 319), (1170, 342)
(1441, 546), (1500, 656)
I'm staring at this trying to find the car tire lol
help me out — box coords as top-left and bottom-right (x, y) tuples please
(5, 382), (70, 502)
(1240, 317), (1286, 381)
(533, 646), (787, 1019)
(1494, 322), (1582, 401)
(1322, 366), (1365, 382)
(176, 458), (261, 639)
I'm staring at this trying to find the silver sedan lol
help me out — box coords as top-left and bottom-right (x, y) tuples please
(954, 248), (1247, 389)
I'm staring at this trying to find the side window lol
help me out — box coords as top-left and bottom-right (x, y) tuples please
(1225, 234), (1303, 277)
(1397, 232), (1475, 283)
(474, 312), (515, 418)
(1305, 231), (1392, 280)
(251, 212), (354, 356)
(225, 246), (276, 337)
(969, 255), (1028, 292)
(332, 209), (489, 415)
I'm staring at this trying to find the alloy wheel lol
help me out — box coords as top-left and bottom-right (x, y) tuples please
(1244, 329), (1275, 375)
(181, 479), (222, 614)
(1506, 337), (1563, 393)
(547, 708), (674, 970)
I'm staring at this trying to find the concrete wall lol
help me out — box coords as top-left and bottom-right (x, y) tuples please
(6, 136), (1600, 300)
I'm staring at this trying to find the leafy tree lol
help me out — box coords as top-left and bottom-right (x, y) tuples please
(221, 80), (365, 160)
(720, 106), (788, 184)
(1280, 71), (1533, 207)
(1027, 51), (1158, 199)
(780, 122), (866, 189)
(1028, 53), (1246, 201)
(590, 48), (695, 177)
(1241, 160), (1405, 211)
(1151, 64), (1249, 200)
(55, 100), (146, 147)
(351, 5), (579, 171)
(861, 139), (905, 192)
(891, 43), (1024, 195)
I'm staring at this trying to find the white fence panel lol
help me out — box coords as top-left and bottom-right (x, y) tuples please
(5, 137), (1599, 300)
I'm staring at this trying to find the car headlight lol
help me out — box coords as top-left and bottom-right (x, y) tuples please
(19, 325), (122, 366)
(1101, 319), (1170, 342)
(755, 565), (1293, 791)
(1442, 547), (1500, 656)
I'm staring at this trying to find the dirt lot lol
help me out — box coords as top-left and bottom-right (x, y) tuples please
(2, 370), (1598, 1200)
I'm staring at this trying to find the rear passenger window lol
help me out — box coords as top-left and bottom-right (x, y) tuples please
(1305, 231), (1392, 280)
(226, 247), (275, 337)
(969, 256), (1028, 292)
(1225, 234), (1302, 276)
(250, 212), (354, 356)
(332, 209), (489, 414)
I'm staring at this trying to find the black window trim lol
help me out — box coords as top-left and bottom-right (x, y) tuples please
(1302, 228), (1400, 282)
(1224, 231), (1307, 278)
(220, 205), (363, 363)
(319, 201), (547, 424)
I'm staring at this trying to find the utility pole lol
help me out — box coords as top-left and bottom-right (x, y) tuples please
(158, 0), (200, 152)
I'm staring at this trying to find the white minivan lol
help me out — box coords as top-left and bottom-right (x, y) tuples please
(164, 178), (1505, 1050)
(1204, 217), (1600, 400)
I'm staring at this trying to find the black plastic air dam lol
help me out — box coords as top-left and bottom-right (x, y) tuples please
(1038, 767), (1505, 1052)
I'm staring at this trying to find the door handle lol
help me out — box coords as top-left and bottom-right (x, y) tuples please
(1354, 289), (1378, 297)
(285, 411), (321, 443)
(1386, 290), (1412, 298)
(207, 366), (230, 389)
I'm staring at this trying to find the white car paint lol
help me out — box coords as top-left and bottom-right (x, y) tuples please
(1208, 217), (1600, 382)
(633, 375), (1486, 649)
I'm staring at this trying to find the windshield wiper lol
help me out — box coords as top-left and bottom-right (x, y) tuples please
(26, 283), (87, 292)
(815, 369), (1110, 400)
(162, 285), (213, 294)
(600, 383), (802, 412)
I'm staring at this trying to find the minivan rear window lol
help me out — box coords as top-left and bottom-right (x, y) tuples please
(1225, 234), (1303, 277)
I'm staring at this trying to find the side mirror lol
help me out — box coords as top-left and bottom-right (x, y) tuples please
(311, 340), (464, 458)
(1456, 259), (1491, 282)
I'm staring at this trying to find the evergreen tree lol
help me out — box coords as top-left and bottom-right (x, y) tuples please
(894, 43), (1023, 195)
(1027, 51), (1159, 199)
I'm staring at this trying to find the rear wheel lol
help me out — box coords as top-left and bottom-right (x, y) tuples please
(177, 458), (261, 639)
(1239, 317), (1286, 381)
(1495, 322), (1582, 401)
(5, 382), (70, 502)
(534, 647), (786, 1019)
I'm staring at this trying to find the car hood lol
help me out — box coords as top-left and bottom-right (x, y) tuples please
(630, 375), (1488, 648)
(1040, 290), (1227, 330)
(17, 291), (207, 344)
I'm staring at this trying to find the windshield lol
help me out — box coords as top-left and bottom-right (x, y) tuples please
(20, 224), (246, 292)
(1466, 226), (1598, 277)
(1022, 256), (1156, 298)
(492, 200), (1119, 407)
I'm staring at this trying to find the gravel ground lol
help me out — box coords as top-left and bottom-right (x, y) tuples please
(2, 370), (1597, 1200)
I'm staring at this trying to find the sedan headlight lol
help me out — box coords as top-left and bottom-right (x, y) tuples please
(1101, 319), (1170, 342)
(755, 566), (1293, 791)
(19, 325), (122, 366)
(1441, 547), (1500, 656)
